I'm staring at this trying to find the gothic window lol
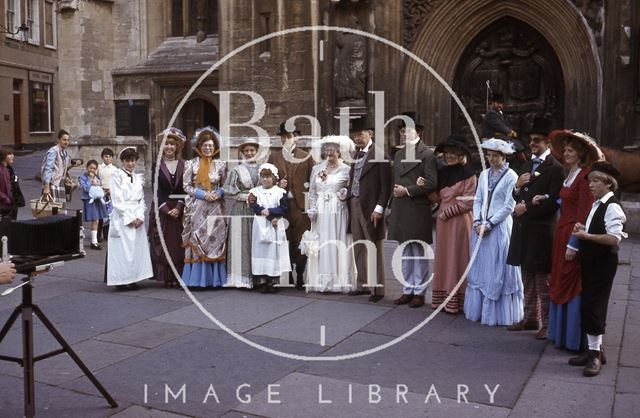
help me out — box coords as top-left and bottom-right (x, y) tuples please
(171, 0), (218, 38)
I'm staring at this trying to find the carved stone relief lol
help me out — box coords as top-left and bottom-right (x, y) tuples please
(571, 0), (604, 46)
(402, 0), (445, 48)
(452, 19), (564, 142)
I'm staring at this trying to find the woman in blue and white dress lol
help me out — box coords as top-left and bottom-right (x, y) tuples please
(464, 138), (524, 326)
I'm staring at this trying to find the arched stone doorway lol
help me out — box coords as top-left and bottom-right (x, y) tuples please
(401, 0), (600, 145)
(451, 17), (564, 141)
(172, 98), (219, 158)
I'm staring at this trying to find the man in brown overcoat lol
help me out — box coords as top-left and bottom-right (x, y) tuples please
(387, 112), (438, 308)
(267, 121), (314, 288)
(348, 117), (391, 302)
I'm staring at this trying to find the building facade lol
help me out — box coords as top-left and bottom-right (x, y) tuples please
(1, 0), (59, 148)
(47, 0), (639, 175)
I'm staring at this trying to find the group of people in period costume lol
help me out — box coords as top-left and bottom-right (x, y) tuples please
(20, 102), (625, 380)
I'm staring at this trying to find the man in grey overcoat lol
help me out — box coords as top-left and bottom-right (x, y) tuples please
(387, 112), (438, 308)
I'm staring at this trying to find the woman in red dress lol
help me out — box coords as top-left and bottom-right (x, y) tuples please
(547, 130), (603, 351)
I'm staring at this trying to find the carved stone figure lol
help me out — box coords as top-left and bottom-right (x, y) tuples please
(334, 14), (367, 108)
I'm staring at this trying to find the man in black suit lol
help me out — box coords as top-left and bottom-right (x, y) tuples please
(506, 117), (564, 339)
(348, 117), (391, 302)
(482, 94), (517, 140)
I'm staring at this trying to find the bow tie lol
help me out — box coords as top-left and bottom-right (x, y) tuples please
(354, 150), (366, 160)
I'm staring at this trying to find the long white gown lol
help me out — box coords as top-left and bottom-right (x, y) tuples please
(106, 169), (153, 285)
(306, 162), (356, 292)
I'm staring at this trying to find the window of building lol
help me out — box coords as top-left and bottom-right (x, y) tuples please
(171, 0), (218, 37)
(26, 0), (40, 45)
(115, 100), (150, 136)
(30, 81), (53, 133)
(44, 0), (56, 48)
(259, 13), (271, 54)
(5, 0), (22, 40)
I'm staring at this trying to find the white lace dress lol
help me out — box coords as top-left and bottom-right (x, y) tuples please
(305, 162), (356, 292)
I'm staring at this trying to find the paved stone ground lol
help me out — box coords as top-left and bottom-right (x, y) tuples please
(0, 151), (638, 417)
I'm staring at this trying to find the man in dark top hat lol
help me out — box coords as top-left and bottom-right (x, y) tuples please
(482, 94), (517, 140)
(387, 112), (438, 308)
(348, 116), (391, 302)
(267, 121), (314, 288)
(507, 117), (564, 339)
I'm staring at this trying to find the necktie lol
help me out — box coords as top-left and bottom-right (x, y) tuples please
(531, 157), (542, 174)
(354, 150), (365, 160)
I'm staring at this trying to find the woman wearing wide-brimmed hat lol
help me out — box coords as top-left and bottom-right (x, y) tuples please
(181, 127), (229, 288)
(223, 138), (262, 288)
(424, 135), (477, 314)
(464, 138), (524, 326)
(547, 130), (602, 351)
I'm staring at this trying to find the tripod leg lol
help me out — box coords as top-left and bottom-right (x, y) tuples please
(0, 306), (21, 344)
(22, 305), (35, 418)
(32, 306), (118, 408)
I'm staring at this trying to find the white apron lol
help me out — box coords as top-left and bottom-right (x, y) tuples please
(106, 169), (153, 285)
(250, 186), (291, 277)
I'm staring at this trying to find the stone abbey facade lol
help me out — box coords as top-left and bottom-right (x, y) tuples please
(3, 1), (638, 174)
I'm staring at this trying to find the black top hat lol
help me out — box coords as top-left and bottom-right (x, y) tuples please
(490, 93), (506, 103)
(529, 117), (552, 137)
(434, 134), (472, 159)
(398, 111), (424, 129)
(277, 121), (301, 136)
(591, 161), (621, 179)
(350, 116), (373, 132)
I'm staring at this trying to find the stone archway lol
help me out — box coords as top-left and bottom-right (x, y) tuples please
(401, 0), (600, 145)
(451, 17), (565, 142)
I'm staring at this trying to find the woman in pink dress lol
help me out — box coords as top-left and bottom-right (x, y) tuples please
(421, 135), (477, 314)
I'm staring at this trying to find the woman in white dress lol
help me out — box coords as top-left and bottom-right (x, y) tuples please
(305, 136), (356, 293)
(106, 147), (153, 290)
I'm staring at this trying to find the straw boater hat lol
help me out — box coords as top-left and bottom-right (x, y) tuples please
(238, 138), (260, 153)
(481, 138), (515, 155)
(258, 162), (279, 180)
(548, 129), (605, 166)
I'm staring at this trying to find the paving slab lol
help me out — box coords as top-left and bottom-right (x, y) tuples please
(613, 393), (640, 418)
(617, 366), (640, 394)
(430, 315), (548, 354)
(510, 376), (615, 418)
(151, 292), (313, 333)
(299, 331), (534, 408)
(62, 329), (325, 418)
(532, 344), (619, 387)
(233, 372), (511, 418)
(247, 299), (389, 346)
(360, 305), (457, 341)
(0, 373), (129, 418)
(620, 324), (640, 368)
(109, 405), (192, 417)
(96, 320), (198, 349)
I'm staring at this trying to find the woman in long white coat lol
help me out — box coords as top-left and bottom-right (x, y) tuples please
(106, 147), (153, 290)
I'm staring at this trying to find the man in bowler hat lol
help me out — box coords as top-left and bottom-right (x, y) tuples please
(507, 117), (564, 339)
(347, 116), (391, 302)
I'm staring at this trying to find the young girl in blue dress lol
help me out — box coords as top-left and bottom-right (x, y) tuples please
(79, 159), (108, 250)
